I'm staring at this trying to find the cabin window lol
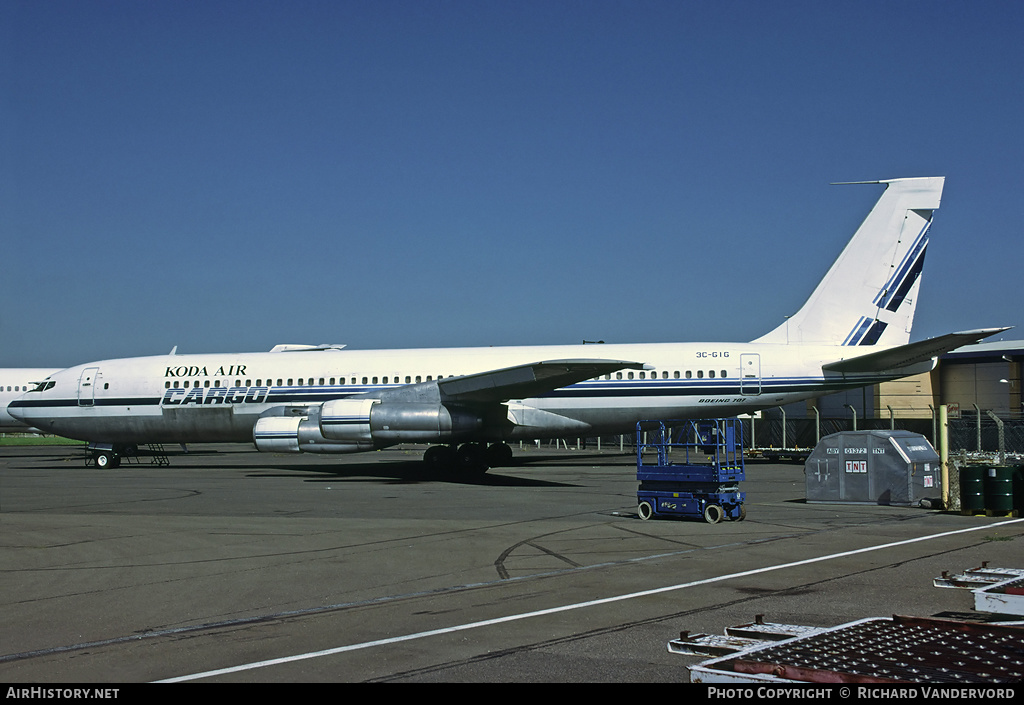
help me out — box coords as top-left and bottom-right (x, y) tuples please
(721, 370), (727, 378)
(616, 372), (622, 379)
(627, 372), (634, 380)
(382, 377), (388, 384)
(287, 379), (293, 385)
(297, 378), (303, 385)
(277, 379), (283, 386)
(697, 371), (704, 378)
(416, 376), (422, 383)
(361, 377), (368, 384)
(709, 370), (716, 378)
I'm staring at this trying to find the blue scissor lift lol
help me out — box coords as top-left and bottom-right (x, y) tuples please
(636, 418), (746, 523)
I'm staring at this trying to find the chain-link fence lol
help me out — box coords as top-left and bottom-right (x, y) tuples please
(743, 413), (1024, 454)
(566, 412), (1024, 455)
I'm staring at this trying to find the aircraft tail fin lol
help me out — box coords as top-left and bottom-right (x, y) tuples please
(753, 177), (944, 347)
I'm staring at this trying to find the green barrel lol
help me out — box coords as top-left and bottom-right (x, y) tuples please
(1014, 466), (1024, 511)
(983, 466), (1015, 512)
(959, 466), (985, 512)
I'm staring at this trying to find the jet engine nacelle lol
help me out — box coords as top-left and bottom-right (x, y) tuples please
(319, 398), (484, 445)
(253, 415), (372, 454)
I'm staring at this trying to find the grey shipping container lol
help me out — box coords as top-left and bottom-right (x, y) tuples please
(804, 430), (941, 506)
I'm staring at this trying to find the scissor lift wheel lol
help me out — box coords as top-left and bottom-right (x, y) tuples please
(638, 500), (655, 521)
(703, 503), (724, 524)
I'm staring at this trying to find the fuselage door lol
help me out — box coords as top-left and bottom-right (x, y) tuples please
(740, 354), (761, 395)
(78, 367), (100, 407)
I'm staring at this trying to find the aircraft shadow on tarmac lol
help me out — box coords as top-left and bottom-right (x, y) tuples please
(253, 459), (580, 488)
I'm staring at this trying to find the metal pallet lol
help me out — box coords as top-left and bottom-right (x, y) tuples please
(934, 562), (1024, 617)
(684, 615), (1024, 683)
(669, 615), (826, 657)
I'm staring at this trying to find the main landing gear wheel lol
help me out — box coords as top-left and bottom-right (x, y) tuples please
(457, 443), (489, 474)
(703, 503), (724, 524)
(424, 443), (507, 476)
(638, 500), (654, 521)
(423, 445), (456, 471)
(485, 442), (513, 468)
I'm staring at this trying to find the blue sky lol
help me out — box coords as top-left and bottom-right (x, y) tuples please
(2, 0), (1022, 367)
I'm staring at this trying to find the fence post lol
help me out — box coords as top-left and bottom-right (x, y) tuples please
(845, 404), (857, 431)
(985, 410), (1006, 459)
(940, 404), (949, 509)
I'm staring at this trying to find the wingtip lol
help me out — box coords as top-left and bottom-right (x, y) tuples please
(956, 326), (1013, 339)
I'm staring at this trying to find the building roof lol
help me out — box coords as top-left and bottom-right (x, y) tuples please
(942, 338), (1024, 362)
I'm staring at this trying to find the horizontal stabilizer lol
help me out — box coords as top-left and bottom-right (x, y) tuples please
(822, 328), (1011, 374)
(269, 343), (347, 352)
(438, 359), (645, 403)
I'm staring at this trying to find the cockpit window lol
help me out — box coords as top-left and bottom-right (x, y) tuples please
(30, 380), (55, 392)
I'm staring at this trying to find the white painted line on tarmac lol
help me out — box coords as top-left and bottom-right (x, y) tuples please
(157, 517), (1024, 682)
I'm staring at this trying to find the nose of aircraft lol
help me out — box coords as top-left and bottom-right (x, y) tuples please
(7, 375), (56, 423)
(7, 392), (32, 422)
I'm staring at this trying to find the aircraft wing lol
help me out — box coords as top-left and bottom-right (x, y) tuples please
(436, 358), (645, 403)
(822, 328), (1010, 374)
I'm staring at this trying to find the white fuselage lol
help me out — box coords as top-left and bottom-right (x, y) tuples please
(9, 342), (918, 445)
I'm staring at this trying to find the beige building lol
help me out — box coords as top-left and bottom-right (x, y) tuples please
(789, 339), (1022, 421)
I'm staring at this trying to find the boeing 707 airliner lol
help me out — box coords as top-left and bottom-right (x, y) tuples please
(10, 178), (1007, 470)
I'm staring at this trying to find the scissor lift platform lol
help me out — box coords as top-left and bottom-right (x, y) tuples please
(636, 419), (746, 523)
